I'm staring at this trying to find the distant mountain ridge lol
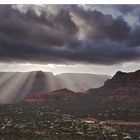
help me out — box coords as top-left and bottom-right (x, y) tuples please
(0, 71), (110, 103)
(0, 69), (139, 107)
(56, 73), (110, 92)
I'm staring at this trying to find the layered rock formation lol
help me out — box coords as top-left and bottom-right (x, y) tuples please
(24, 88), (83, 102)
(88, 70), (140, 103)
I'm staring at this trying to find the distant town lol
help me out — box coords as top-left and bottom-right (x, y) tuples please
(0, 102), (139, 140)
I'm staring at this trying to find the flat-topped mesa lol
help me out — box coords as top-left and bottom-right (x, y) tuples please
(30, 71), (47, 94)
(29, 71), (56, 95)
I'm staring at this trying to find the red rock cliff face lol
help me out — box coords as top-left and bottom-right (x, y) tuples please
(95, 70), (140, 103)
(24, 88), (84, 102)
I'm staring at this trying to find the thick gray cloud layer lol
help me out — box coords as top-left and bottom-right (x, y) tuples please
(0, 5), (140, 65)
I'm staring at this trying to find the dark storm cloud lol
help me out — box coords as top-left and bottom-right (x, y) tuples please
(71, 5), (130, 41)
(0, 5), (139, 65)
(128, 26), (140, 47)
(0, 33), (138, 65)
(0, 5), (78, 47)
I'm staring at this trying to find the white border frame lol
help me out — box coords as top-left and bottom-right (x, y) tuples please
(0, 0), (140, 4)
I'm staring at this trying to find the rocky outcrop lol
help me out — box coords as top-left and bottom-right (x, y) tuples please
(24, 88), (83, 102)
(88, 70), (140, 103)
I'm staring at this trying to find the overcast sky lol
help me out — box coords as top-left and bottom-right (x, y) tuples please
(0, 5), (139, 75)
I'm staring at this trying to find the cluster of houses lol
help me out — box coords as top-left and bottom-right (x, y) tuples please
(0, 104), (139, 139)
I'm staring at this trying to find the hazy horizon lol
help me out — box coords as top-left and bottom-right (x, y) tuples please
(0, 63), (139, 76)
